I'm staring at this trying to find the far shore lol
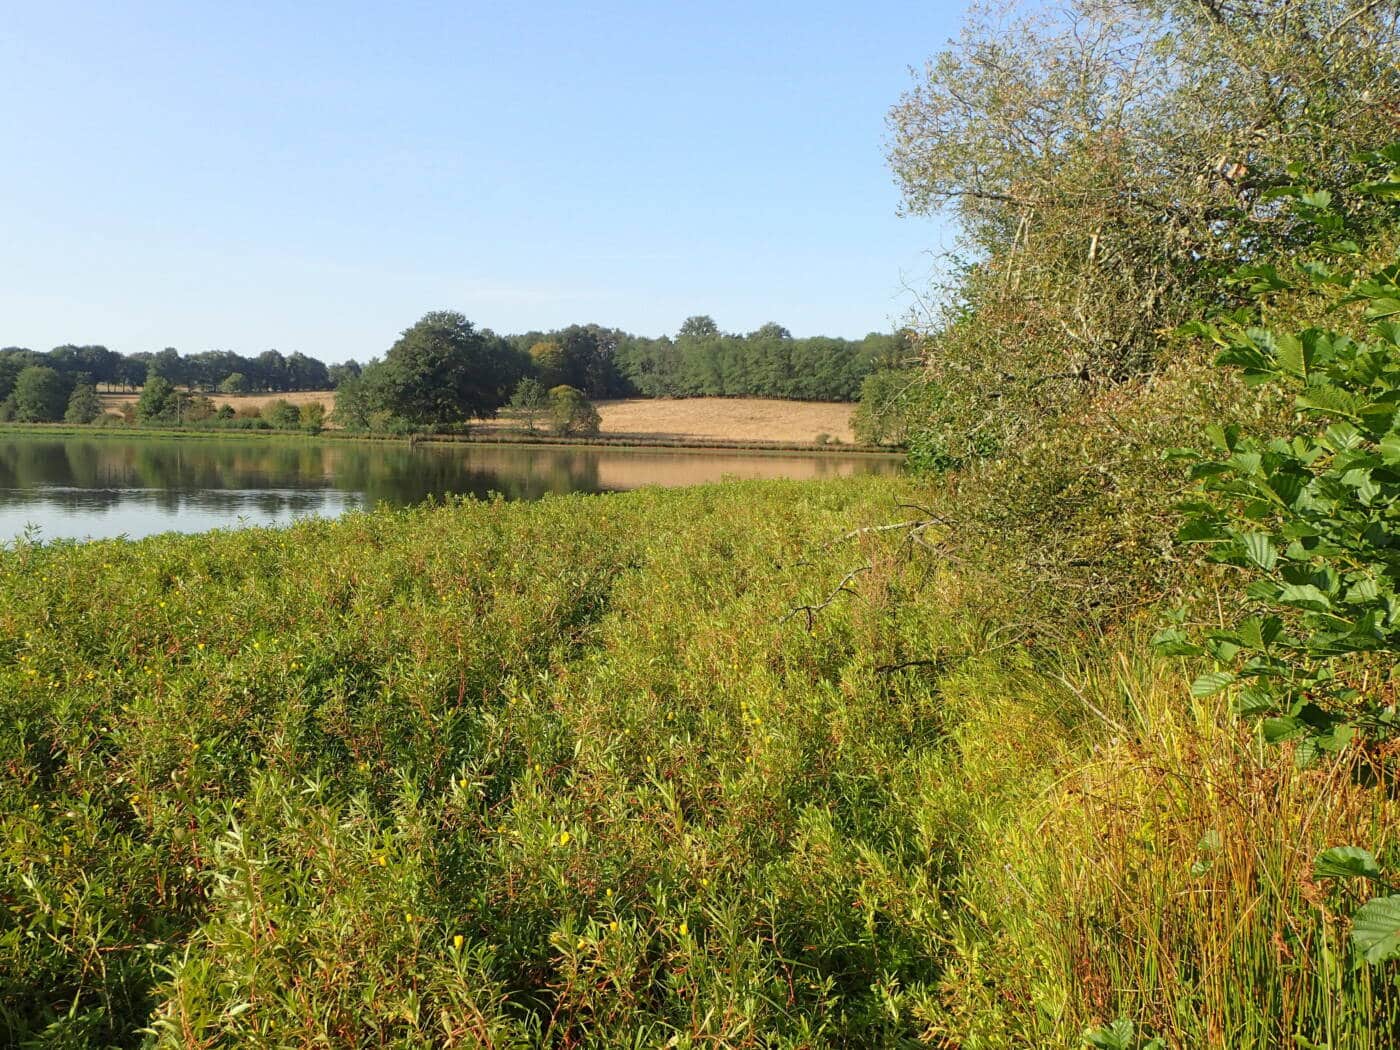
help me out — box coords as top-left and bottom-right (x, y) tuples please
(95, 392), (864, 446)
(0, 421), (901, 458)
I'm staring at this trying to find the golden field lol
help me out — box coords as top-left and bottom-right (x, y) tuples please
(100, 392), (858, 444)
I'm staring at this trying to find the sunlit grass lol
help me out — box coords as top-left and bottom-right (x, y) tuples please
(1, 476), (1394, 1046)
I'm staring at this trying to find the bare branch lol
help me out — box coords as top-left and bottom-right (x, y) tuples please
(781, 565), (872, 633)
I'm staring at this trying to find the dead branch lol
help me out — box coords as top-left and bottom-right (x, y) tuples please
(781, 565), (872, 632)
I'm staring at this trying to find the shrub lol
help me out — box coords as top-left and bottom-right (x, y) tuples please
(1158, 145), (1400, 969)
(1160, 150), (1400, 760)
(508, 376), (548, 431)
(183, 395), (217, 424)
(218, 372), (250, 394)
(64, 382), (104, 424)
(136, 376), (178, 424)
(548, 384), (601, 436)
(299, 401), (326, 433)
(262, 399), (302, 429)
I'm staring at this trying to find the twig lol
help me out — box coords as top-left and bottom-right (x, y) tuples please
(781, 565), (872, 632)
(824, 520), (931, 547)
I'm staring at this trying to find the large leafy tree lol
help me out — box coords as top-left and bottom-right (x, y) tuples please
(136, 374), (179, 424)
(528, 340), (568, 388)
(285, 351), (330, 391)
(376, 311), (522, 427)
(11, 366), (67, 422)
(887, 0), (1400, 459)
(330, 370), (380, 431)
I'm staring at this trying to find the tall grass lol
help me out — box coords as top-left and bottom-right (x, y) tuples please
(924, 634), (1400, 1048)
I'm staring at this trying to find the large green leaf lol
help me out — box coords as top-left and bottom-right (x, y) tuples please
(1274, 332), (1306, 377)
(1314, 845), (1382, 881)
(1352, 895), (1400, 964)
(1278, 584), (1332, 612)
(1190, 670), (1236, 697)
(1262, 715), (1306, 743)
(1241, 532), (1277, 571)
(1150, 627), (1202, 657)
(1297, 384), (1358, 417)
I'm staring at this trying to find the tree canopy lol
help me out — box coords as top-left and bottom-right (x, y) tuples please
(878, 0), (1400, 459)
(373, 311), (525, 427)
(11, 366), (67, 423)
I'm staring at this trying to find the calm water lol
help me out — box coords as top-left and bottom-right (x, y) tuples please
(0, 435), (901, 542)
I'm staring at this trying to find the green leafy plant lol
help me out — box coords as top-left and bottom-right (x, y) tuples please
(1314, 846), (1400, 964)
(1157, 146), (1400, 762)
(1083, 1018), (1165, 1050)
(1160, 145), (1400, 968)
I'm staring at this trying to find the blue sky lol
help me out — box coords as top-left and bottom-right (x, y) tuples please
(1, 2), (961, 363)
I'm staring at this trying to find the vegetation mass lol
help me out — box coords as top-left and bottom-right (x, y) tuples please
(6, 0), (1400, 1046)
(1, 317), (904, 435)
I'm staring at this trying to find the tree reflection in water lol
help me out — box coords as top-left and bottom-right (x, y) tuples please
(0, 435), (900, 541)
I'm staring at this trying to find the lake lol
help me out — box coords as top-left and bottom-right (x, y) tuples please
(0, 433), (902, 542)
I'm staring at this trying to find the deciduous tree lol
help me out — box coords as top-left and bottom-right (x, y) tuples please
(12, 366), (67, 422)
(377, 311), (521, 427)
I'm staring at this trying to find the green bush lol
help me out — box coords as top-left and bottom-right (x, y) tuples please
(135, 376), (179, 424)
(1160, 149), (1400, 760)
(64, 382), (103, 424)
(548, 384), (601, 436)
(262, 399), (303, 430)
(299, 401), (326, 433)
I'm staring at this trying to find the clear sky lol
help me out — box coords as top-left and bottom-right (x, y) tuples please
(1, 1), (961, 363)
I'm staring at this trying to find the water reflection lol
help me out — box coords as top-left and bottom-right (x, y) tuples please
(0, 435), (901, 542)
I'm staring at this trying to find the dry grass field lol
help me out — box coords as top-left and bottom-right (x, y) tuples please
(100, 390), (335, 416)
(488, 397), (857, 444)
(99, 392), (857, 444)
(596, 398), (855, 443)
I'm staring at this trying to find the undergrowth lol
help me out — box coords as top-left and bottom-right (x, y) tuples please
(2, 465), (1396, 1046)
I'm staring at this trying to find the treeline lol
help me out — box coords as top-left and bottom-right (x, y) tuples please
(505, 317), (907, 402)
(330, 312), (909, 434)
(0, 345), (352, 399)
(2, 317), (903, 428)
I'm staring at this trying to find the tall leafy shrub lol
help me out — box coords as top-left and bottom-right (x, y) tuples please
(1159, 144), (1400, 959)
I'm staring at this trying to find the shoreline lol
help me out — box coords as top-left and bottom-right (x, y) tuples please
(0, 422), (903, 458)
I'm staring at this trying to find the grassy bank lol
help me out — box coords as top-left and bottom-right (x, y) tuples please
(2, 475), (1394, 1046)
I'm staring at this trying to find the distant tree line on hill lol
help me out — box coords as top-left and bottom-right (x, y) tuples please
(0, 345), (347, 400)
(503, 317), (908, 402)
(3, 316), (905, 432)
(326, 313), (910, 434)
